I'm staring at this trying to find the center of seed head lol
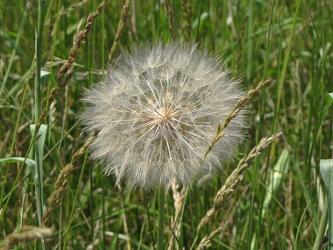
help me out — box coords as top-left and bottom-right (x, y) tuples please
(153, 97), (181, 137)
(154, 104), (180, 130)
(142, 92), (183, 139)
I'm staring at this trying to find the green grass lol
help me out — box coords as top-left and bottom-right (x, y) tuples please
(1, 0), (333, 249)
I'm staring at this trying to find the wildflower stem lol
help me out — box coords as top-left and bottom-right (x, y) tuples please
(157, 189), (165, 250)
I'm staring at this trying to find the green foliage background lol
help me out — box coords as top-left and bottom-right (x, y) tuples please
(0, 0), (332, 249)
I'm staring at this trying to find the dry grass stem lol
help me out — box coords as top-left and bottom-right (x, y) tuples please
(205, 79), (272, 157)
(198, 131), (282, 231)
(168, 179), (186, 250)
(0, 226), (53, 250)
(41, 129), (100, 227)
(33, 0), (107, 137)
(196, 225), (223, 250)
(181, 0), (192, 41)
(56, 0), (107, 83)
(108, 0), (131, 62)
(164, 0), (176, 37)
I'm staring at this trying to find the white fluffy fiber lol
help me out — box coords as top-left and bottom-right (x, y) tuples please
(80, 42), (247, 189)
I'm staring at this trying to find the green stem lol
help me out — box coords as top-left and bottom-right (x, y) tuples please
(194, 0), (204, 42)
(273, 0), (300, 133)
(313, 204), (327, 250)
(63, 152), (89, 249)
(329, 178), (333, 250)
(35, 0), (47, 123)
(33, 0), (50, 230)
(158, 189), (165, 250)
(246, 0), (253, 82)
(33, 4), (50, 249)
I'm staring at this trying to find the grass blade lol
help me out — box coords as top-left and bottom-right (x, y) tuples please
(29, 124), (47, 226)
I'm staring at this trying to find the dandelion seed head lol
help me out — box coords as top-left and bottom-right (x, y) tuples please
(80, 42), (247, 189)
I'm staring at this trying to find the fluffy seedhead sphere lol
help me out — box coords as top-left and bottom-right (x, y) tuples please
(80, 42), (246, 189)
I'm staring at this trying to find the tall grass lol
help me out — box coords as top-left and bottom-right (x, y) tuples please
(0, 0), (332, 249)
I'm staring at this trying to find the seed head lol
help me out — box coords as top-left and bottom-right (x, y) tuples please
(80, 42), (246, 189)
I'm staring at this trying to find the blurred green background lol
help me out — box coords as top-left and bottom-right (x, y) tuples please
(0, 0), (332, 249)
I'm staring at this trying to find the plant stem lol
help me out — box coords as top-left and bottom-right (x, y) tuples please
(328, 184), (332, 250)
(313, 204), (327, 250)
(35, 0), (48, 123)
(158, 189), (165, 250)
(320, 159), (333, 249)
(34, 0), (50, 226)
(246, 0), (253, 82)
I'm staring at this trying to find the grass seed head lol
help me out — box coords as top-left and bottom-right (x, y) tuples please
(80, 42), (247, 189)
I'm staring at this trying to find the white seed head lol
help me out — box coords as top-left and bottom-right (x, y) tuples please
(80, 42), (247, 189)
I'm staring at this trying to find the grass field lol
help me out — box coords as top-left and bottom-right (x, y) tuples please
(1, 0), (333, 249)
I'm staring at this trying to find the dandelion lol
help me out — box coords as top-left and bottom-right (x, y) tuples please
(80, 42), (246, 189)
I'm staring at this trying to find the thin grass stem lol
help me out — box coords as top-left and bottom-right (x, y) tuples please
(158, 189), (165, 250)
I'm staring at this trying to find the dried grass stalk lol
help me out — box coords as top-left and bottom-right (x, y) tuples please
(0, 226), (53, 250)
(196, 132), (282, 249)
(41, 130), (100, 227)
